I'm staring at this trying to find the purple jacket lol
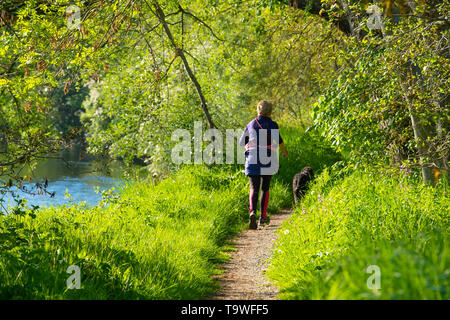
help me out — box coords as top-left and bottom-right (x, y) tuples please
(239, 116), (283, 176)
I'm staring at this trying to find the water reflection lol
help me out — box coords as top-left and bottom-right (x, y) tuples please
(2, 146), (127, 211)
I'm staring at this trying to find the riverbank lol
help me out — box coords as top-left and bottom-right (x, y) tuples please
(1, 126), (332, 299)
(0, 165), (256, 299)
(1, 125), (447, 299)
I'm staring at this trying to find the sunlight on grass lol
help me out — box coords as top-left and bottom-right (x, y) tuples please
(267, 169), (449, 299)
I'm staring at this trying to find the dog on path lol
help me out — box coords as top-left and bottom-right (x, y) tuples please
(293, 166), (314, 206)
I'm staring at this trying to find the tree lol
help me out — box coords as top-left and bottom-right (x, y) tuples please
(313, 1), (449, 183)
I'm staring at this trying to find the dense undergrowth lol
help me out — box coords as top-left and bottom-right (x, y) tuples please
(267, 169), (449, 299)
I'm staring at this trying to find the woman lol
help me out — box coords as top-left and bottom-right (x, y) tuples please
(239, 100), (288, 229)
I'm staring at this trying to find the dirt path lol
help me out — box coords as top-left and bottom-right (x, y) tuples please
(211, 208), (292, 300)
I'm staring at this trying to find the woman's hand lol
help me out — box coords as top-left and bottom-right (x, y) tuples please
(279, 143), (288, 158)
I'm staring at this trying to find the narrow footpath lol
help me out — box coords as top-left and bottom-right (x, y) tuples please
(211, 209), (292, 300)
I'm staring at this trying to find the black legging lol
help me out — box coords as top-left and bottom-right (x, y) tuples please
(248, 175), (272, 219)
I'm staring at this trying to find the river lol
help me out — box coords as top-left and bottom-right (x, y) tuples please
(1, 146), (128, 212)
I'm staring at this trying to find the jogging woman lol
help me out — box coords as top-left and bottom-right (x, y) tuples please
(239, 100), (288, 229)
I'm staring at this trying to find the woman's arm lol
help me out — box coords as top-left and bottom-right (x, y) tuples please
(279, 142), (288, 158)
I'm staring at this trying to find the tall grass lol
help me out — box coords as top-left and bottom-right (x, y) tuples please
(276, 124), (342, 186)
(0, 125), (342, 299)
(269, 123), (342, 217)
(0, 162), (294, 299)
(0, 166), (244, 299)
(267, 169), (449, 299)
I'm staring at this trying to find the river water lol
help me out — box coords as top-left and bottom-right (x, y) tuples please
(2, 146), (128, 212)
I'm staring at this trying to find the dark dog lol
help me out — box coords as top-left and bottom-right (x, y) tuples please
(293, 166), (314, 205)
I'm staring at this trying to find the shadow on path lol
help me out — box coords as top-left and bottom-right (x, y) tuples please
(210, 208), (292, 300)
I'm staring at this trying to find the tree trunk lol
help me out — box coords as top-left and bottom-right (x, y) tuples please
(152, 1), (216, 131)
(408, 110), (434, 184)
(400, 73), (434, 185)
(338, 0), (356, 37)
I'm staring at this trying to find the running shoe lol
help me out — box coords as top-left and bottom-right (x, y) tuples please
(249, 211), (258, 230)
(259, 216), (270, 226)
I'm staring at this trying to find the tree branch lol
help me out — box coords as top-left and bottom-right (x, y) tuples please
(146, 0), (216, 130)
(178, 5), (224, 42)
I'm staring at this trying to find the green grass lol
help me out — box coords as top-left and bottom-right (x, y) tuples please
(10, 124), (441, 301)
(270, 123), (342, 211)
(267, 169), (449, 299)
(276, 124), (342, 185)
(0, 124), (339, 299)
(0, 164), (292, 299)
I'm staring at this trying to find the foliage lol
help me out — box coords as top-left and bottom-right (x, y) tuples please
(79, 1), (343, 173)
(313, 1), (449, 179)
(1, 0), (448, 301)
(276, 123), (342, 185)
(0, 0), (95, 191)
(194, 2), (343, 127)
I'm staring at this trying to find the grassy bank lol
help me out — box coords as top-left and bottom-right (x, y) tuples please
(1, 166), (245, 299)
(0, 125), (341, 299)
(267, 169), (449, 299)
(0, 163), (293, 299)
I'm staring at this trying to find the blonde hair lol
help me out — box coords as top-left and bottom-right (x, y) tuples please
(257, 100), (273, 116)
